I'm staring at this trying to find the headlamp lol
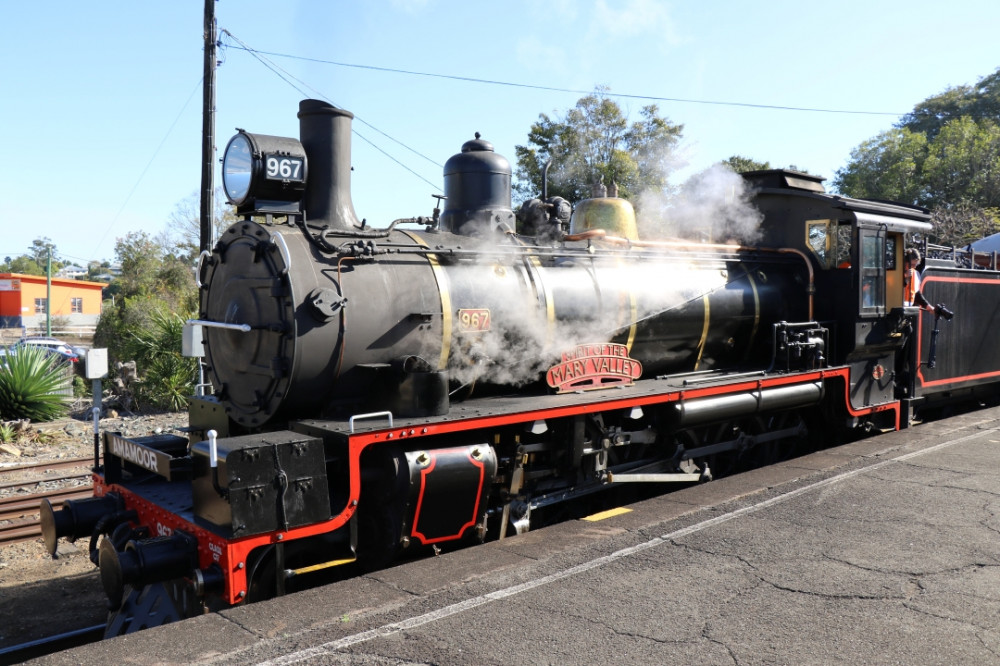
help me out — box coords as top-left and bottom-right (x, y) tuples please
(222, 131), (307, 215)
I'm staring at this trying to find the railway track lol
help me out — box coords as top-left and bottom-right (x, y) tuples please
(0, 457), (93, 546)
(0, 623), (106, 663)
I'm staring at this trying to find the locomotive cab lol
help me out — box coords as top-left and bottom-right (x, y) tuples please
(743, 170), (933, 425)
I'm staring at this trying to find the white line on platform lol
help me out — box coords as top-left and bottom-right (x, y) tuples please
(253, 427), (998, 666)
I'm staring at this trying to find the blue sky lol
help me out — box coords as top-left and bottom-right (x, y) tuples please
(3, 0), (998, 264)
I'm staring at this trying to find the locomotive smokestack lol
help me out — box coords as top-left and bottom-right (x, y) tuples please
(298, 99), (363, 231)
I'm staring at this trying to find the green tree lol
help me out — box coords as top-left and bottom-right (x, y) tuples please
(130, 310), (199, 411)
(167, 188), (240, 262)
(833, 67), (1000, 246)
(514, 88), (684, 204)
(28, 238), (54, 266)
(900, 69), (1000, 139)
(111, 231), (196, 309)
(6, 256), (44, 276)
(920, 116), (1000, 209)
(832, 128), (929, 205)
(721, 156), (772, 173)
(930, 203), (1000, 248)
(86, 260), (111, 280)
(27, 238), (63, 273)
(0, 238), (62, 276)
(94, 231), (199, 411)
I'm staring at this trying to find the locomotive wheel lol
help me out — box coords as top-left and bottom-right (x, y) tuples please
(769, 411), (808, 459)
(356, 503), (403, 572)
(733, 416), (767, 469)
(716, 413), (808, 472)
(677, 424), (741, 479)
(244, 545), (279, 603)
(105, 581), (193, 636)
(673, 413), (809, 480)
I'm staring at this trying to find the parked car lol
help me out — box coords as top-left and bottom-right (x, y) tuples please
(12, 337), (80, 364)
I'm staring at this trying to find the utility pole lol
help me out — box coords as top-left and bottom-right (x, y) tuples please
(45, 245), (52, 336)
(200, 0), (217, 254)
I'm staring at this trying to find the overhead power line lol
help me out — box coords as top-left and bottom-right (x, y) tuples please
(219, 30), (443, 192)
(87, 77), (205, 260)
(221, 41), (908, 117)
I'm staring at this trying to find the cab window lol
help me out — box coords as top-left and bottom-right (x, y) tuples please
(806, 220), (830, 266)
(836, 224), (853, 267)
(859, 229), (892, 312)
(806, 219), (852, 269)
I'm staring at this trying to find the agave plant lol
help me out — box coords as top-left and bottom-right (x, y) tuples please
(0, 344), (72, 422)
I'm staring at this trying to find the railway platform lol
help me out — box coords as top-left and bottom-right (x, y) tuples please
(33, 404), (1000, 665)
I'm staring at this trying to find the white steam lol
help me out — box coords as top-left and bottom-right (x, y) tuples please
(636, 164), (763, 244)
(440, 256), (731, 389)
(435, 159), (767, 391)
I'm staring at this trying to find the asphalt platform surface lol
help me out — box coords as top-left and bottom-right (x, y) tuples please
(34, 405), (1000, 665)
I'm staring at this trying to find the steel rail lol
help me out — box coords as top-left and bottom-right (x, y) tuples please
(0, 487), (92, 538)
(0, 471), (90, 492)
(0, 623), (105, 662)
(0, 485), (92, 511)
(0, 456), (91, 475)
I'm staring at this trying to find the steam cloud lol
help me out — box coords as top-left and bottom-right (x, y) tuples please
(437, 160), (766, 391)
(439, 256), (732, 389)
(636, 164), (763, 244)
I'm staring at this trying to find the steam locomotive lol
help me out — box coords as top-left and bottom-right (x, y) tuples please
(40, 99), (1000, 635)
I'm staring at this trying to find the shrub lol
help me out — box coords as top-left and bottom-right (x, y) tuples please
(72, 374), (89, 398)
(130, 310), (198, 412)
(0, 345), (72, 422)
(94, 294), (170, 366)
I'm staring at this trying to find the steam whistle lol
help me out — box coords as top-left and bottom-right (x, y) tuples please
(915, 292), (955, 369)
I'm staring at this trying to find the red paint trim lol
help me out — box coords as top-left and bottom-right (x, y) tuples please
(347, 368), (899, 448)
(94, 478), (357, 606)
(90, 365), (900, 605)
(916, 275), (1000, 388)
(825, 367), (900, 430)
(921, 276), (1000, 286)
(410, 450), (486, 545)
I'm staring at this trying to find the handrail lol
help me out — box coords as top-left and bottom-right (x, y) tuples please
(349, 411), (394, 433)
(185, 319), (251, 333)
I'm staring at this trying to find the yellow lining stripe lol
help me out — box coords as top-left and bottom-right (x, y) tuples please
(694, 293), (710, 370)
(742, 264), (760, 344)
(613, 256), (638, 352)
(527, 254), (555, 348)
(402, 231), (451, 370)
(625, 263), (638, 352)
(625, 289), (638, 352)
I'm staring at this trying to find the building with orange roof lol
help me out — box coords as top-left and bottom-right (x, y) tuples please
(0, 273), (104, 331)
